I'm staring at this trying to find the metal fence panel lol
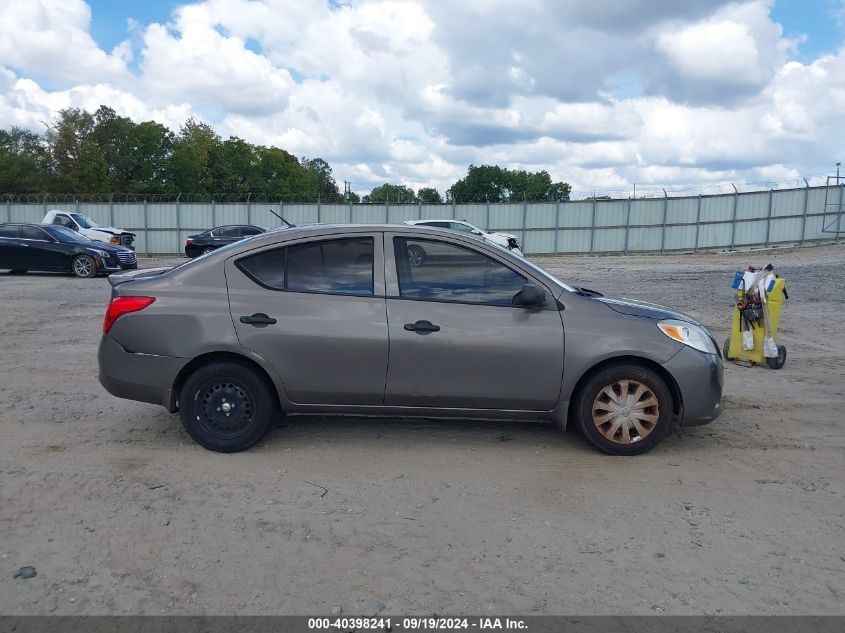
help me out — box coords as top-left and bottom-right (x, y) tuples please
(3, 185), (841, 255)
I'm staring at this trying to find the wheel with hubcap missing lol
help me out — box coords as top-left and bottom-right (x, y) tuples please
(180, 361), (278, 452)
(574, 363), (675, 455)
(72, 254), (96, 278)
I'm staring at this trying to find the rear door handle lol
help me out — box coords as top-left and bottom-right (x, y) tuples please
(240, 313), (277, 325)
(404, 320), (440, 333)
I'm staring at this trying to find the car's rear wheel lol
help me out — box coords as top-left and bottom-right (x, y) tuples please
(574, 363), (675, 455)
(179, 361), (278, 452)
(200, 246), (215, 256)
(72, 254), (97, 278)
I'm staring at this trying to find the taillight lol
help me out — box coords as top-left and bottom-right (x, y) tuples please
(186, 238), (193, 244)
(103, 296), (156, 333)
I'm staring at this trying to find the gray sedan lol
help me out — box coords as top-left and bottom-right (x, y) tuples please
(98, 224), (722, 455)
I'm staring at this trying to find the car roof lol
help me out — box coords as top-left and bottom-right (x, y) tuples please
(405, 219), (468, 224)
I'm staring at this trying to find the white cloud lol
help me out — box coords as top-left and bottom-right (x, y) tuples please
(0, 0), (843, 196)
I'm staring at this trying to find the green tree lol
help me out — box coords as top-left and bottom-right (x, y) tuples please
(365, 183), (416, 203)
(127, 121), (175, 194)
(0, 127), (50, 193)
(301, 157), (340, 200)
(47, 108), (99, 192)
(168, 119), (221, 194)
(417, 187), (443, 203)
(447, 164), (570, 202)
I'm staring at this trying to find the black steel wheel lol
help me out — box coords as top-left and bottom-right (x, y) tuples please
(180, 361), (278, 452)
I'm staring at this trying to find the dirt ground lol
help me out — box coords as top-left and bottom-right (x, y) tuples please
(1, 243), (844, 616)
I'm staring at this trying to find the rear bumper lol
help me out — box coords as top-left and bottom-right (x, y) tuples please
(663, 346), (723, 427)
(98, 335), (188, 411)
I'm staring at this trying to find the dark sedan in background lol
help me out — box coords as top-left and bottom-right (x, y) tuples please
(185, 225), (267, 258)
(0, 223), (137, 278)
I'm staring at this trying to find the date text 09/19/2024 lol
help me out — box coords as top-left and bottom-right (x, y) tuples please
(307, 617), (528, 630)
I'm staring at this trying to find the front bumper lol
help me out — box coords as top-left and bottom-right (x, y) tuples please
(98, 334), (188, 411)
(662, 346), (723, 427)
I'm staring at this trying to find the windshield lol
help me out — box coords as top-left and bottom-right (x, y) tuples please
(44, 225), (91, 243)
(70, 213), (100, 229)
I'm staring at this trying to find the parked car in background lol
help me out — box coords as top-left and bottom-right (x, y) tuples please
(404, 219), (524, 259)
(185, 225), (268, 258)
(99, 223), (722, 456)
(0, 223), (137, 278)
(43, 210), (135, 250)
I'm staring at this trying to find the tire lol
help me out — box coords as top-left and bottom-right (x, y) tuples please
(179, 361), (278, 452)
(71, 254), (97, 278)
(200, 246), (215, 256)
(573, 363), (675, 456)
(722, 337), (732, 361)
(766, 345), (786, 370)
(406, 244), (427, 267)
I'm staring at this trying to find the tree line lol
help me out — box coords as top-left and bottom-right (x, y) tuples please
(0, 105), (571, 204)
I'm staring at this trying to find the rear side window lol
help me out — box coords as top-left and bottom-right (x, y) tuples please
(394, 237), (526, 306)
(20, 226), (48, 240)
(237, 237), (374, 296)
(241, 226), (263, 236)
(216, 226), (241, 238)
(0, 225), (19, 238)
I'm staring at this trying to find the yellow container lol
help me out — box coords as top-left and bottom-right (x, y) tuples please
(725, 277), (786, 367)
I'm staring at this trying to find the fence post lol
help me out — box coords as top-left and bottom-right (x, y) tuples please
(143, 198), (150, 257)
(553, 201), (560, 255)
(348, 201), (353, 224)
(729, 183), (738, 250)
(485, 201), (490, 230)
(175, 194), (181, 256)
(280, 201), (285, 227)
(451, 197), (456, 220)
(837, 184), (844, 242)
(108, 195), (114, 228)
(623, 198), (631, 254)
(418, 200), (422, 220)
(660, 189), (668, 254)
(385, 199), (389, 224)
(211, 199), (217, 228)
(589, 198), (597, 253)
(6, 199), (11, 223)
(765, 188), (773, 247)
(522, 200), (528, 251)
(317, 195), (321, 223)
(247, 199), (252, 226)
(800, 178), (809, 245)
(694, 194), (702, 252)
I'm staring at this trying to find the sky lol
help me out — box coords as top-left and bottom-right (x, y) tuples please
(0, 0), (844, 197)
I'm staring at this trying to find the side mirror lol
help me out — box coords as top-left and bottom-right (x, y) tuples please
(513, 284), (545, 308)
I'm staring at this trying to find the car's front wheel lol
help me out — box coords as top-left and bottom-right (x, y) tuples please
(573, 363), (675, 455)
(179, 361), (278, 452)
(72, 254), (97, 278)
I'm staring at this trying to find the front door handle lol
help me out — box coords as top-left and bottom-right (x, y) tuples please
(240, 313), (277, 325)
(404, 320), (440, 333)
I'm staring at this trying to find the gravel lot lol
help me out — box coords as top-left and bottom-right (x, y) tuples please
(1, 244), (844, 615)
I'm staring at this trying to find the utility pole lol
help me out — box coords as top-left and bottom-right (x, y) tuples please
(343, 181), (351, 202)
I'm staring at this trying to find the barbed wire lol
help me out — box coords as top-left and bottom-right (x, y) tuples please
(0, 174), (839, 205)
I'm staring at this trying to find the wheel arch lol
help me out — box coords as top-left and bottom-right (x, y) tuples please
(170, 351), (282, 413)
(563, 354), (683, 429)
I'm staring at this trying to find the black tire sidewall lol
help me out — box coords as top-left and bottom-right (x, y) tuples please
(72, 255), (96, 278)
(180, 361), (277, 452)
(767, 345), (786, 369)
(201, 247), (215, 256)
(575, 364), (674, 456)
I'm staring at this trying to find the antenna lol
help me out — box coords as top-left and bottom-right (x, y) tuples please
(268, 209), (296, 227)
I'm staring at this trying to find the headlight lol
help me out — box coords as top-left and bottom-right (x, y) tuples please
(88, 248), (110, 259)
(109, 236), (120, 245)
(657, 319), (717, 354)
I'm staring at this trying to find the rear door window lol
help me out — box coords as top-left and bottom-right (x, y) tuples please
(216, 226), (242, 238)
(0, 225), (19, 238)
(20, 226), (48, 240)
(237, 237), (374, 296)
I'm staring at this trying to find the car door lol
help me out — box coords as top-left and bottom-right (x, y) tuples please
(384, 233), (564, 411)
(19, 225), (67, 271)
(225, 232), (389, 405)
(0, 225), (23, 269)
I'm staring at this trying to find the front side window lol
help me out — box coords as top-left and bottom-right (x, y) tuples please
(394, 238), (526, 306)
(237, 237), (374, 296)
(70, 213), (98, 229)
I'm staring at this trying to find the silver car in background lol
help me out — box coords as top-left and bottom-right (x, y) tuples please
(98, 224), (722, 455)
